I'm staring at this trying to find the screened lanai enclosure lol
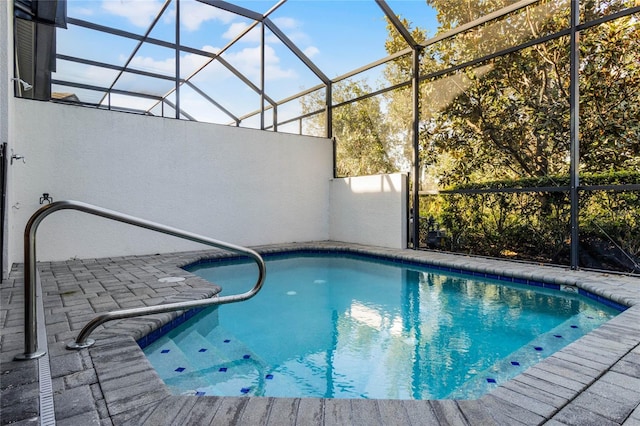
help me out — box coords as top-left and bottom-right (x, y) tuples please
(13, 0), (640, 274)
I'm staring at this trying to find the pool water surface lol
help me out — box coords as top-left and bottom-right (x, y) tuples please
(142, 253), (620, 400)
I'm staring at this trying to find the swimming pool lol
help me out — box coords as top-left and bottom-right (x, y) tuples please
(142, 251), (622, 400)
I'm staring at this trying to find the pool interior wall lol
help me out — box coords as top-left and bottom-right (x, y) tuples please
(186, 249), (629, 312)
(138, 248), (628, 351)
(2, 242), (640, 425)
(140, 250), (627, 401)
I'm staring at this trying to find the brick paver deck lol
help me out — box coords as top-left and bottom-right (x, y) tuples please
(2, 242), (639, 425)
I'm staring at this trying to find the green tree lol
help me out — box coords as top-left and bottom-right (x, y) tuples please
(420, 0), (573, 186)
(382, 18), (427, 178)
(579, 14), (640, 172)
(300, 79), (396, 177)
(382, 1), (640, 186)
(385, 1), (639, 268)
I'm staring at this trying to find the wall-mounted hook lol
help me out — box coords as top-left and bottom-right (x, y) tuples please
(39, 193), (53, 204)
(10, 150), (25, 165)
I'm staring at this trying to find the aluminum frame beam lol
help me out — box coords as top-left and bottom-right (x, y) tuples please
(264, 17), (330, 84)
(569, 0), (580, 269)
(376, 0), (419, 48)
(198, 0), (329, 84)
(184, 81), (240, 125)
(98, 0), (172, 107)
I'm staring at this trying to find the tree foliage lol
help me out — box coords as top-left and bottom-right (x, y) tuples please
(300, 79), (396, 177)
(299, 1), (639, 269)
(580, 14), (640, 171)
(421, 171), (640, 270)
(389, 1), (640, 270)
(382, 1), (640, 187)
(419, 1), (570, 186)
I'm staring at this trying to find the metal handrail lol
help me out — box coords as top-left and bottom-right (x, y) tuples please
(15, 200), (266, 360)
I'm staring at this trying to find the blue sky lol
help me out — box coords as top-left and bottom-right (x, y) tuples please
(55, 0), (439, 125)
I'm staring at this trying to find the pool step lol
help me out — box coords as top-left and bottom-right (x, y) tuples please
(145, 325), (273, 396)
(447, 314), (596, 399)
(144, 338), (214, 393)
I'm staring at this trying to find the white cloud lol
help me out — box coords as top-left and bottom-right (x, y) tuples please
(271, 16), (311, 46)
(181, 46), (221, 76)
(53, 61), (119, 87)
(120, 42), (298, 85)
(265, 66), (297, 81)
(221, 15), (315, 49)
(101, 0), (164, 28)
(127, 55), (174, 74)
(223, 22), (257, 41)
(68, 6), (95, 18)
(303, 46), (319, 59)
(222, 22), (283, 45)
(101, 0), (235, 31)
(177, 1), (237, 31)
(272, 16), (298, 30)
(125, 45), (221, 77)
(223, 44), (297, 81)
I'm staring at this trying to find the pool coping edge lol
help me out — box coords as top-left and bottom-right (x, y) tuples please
(81, 242), (640, 424)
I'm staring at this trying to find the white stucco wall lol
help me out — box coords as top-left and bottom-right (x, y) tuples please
(329, 173), (407, 248)
(8, 100), (333, 264)
(1, 1), (14, 278)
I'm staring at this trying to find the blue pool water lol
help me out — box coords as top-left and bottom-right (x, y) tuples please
(143, 253), (621, 400)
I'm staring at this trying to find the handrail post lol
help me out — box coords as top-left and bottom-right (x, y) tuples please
(14, 203), (52, 360)
(15, 200), (266, 360)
